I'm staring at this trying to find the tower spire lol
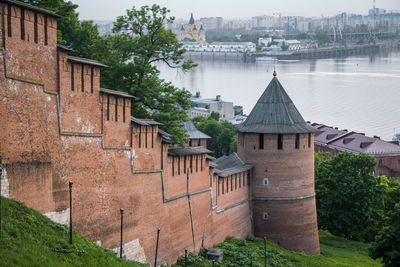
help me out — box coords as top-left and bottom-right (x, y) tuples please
(189, 13), (195, 24)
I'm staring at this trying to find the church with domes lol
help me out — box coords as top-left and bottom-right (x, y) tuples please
(178, 13), (206, 42)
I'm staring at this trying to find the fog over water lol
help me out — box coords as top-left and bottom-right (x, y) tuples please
(159, 50), (400, 141)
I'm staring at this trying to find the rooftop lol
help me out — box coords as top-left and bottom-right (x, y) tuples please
(68, 56), (108, 68)
(168, 146), (211, 156)
(183, 121), (211, 139)
(5, 0), (60, 18)
(313, 123), (400, 156)
(236, 75), (316, 134)
(213, 153), (252, 178)
(100, 88), (137, 99)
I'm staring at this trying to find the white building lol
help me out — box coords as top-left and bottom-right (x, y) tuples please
(182, 42), (256, 53)
(189, 94), (234, 120)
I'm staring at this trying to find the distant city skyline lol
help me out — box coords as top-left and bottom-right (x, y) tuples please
(72, 0), (400, 21)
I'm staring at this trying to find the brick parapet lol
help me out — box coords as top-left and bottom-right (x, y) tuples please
(0, 2), (253, 264)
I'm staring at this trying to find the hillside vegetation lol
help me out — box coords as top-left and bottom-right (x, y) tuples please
(0, 196), (145, 267)
(173, 231), (381, 267)
(0, 196), (382, 266)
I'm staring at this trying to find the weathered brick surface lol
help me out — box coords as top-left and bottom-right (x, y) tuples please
(0, 2), (318, 264)
(238, 133), (320, 255)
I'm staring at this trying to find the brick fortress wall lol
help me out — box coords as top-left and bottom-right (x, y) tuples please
(0, 2), (251, 265)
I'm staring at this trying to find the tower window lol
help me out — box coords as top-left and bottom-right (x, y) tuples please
(263, 212), (269, 221)
(278, 134), (283, 150)
(34, 13), (38, 43)
(90, 67), (94, 93)
(379, 159), (383, 165)
(308, 133), (311, 148)
(115, 97), (118, 122)
(7, 4), (12, 37)
(71, 63), (74, 91)
(44, 16), (48, 45)
(295, 134), (300, 149)
(263, 178), (269, 186)
(172, 156), (174, 176)
(259, 134), (264, 149)
(20, 8), (25, 40)
(81, 65), (85, 92)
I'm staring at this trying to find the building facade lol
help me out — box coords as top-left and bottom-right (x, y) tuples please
(178, 13), (206, 42)
(313, 123), (400, 178)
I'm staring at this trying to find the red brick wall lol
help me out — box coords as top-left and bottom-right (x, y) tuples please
(0, 3), (252, 265)
(238, 133), (320, 255)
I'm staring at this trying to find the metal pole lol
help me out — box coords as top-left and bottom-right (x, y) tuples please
(154, 228), (160, 267)
(250, 255), (253, 267)
(120, 208), (124, 258)
(264, 236), (267, 267)
(185, 248), (188, 267)
(0, 167), (2, 238)
(212, 260), (215, 267)
(69, 181), (73, 245)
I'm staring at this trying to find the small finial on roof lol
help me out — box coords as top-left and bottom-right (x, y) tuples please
(273, 70), (277, 77)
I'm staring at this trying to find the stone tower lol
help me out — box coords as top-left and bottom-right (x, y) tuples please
(237, 72), (320, 255)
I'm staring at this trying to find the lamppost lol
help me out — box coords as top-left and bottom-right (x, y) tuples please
(120, 208), (124, 258)
(0, 167), (2, 238)
(69, 181), (73, 244)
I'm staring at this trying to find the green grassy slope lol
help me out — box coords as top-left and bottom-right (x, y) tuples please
(174, 231), (381, 267)
(0, 196), (146, 267)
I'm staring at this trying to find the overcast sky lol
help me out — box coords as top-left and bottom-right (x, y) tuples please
(72, 0), (400, 21)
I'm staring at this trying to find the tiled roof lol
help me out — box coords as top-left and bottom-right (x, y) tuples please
(168, 147), (211, 156)
(313, 123), (400, 156)
(68, 56), (108, 68)
(139, 119), (163, 126)
(158, 129), (172, 144)
(5, 0), (60, 18)
(236, 76), (316, 134)
(213, 153), (252, 177)
(100, 88), (137, 99)
(189, 13), (195, 24)
(57, 44), (73, 52)
(183, 121), (211, 139)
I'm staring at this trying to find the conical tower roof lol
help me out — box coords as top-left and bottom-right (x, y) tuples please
(236, 73), (316, 134)
(200, 24), (204, 31)
(189, 13), (195, 24)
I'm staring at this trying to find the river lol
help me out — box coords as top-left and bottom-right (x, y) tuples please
(159, 49), (400, 141)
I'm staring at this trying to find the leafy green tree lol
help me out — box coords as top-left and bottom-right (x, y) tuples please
(102, 5), (196, 145)
(369, 178), (400, 267)
(209, 111), (220, 121)
(369, 204), (400, 267)
(315, 152), (385, 241)
(193, 116), (237, 157)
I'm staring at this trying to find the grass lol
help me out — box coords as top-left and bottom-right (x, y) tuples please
(0, 196), (146, 267)
(0, 196), (382, 266)
(173, 231), (381, 267)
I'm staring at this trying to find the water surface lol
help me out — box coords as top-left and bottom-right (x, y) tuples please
(159, 51), (400, 141)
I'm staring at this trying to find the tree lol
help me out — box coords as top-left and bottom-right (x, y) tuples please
(209, 111), (220, 121)
(315, 152), (386, 241)
(193, 116), (237, 158)
(369, 204), (400, 267)
(102, 5), (196, 145)
(369, 178), (400, 267)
